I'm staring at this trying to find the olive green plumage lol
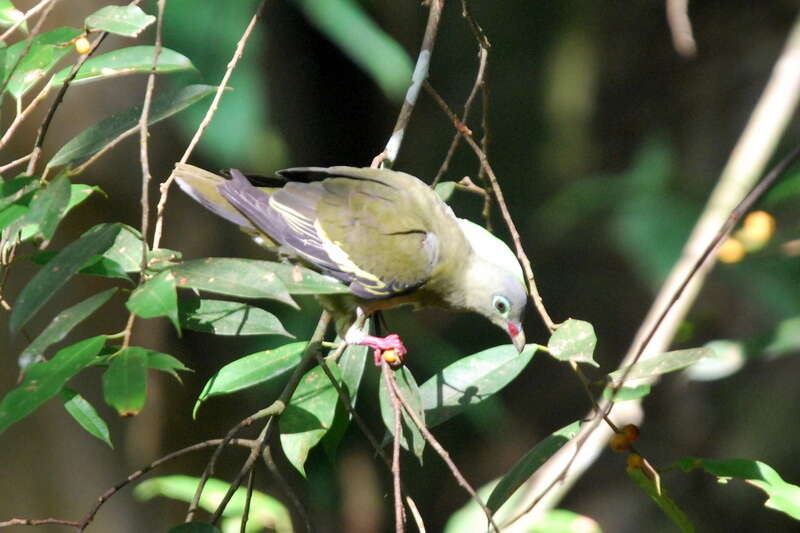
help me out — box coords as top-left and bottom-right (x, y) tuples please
(173, 163), (528, 350)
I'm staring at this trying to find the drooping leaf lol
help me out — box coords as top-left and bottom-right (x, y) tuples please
(379, 366), (425, 462)
(279, 361), (341, 476)
(23, 172), (71, 241)
(66, 183), (100, 212)
(135, 475), (292, 533)
(85, 5), (155, 37)
(0, 176), (38, 211)
(547, 319), (598, 367)
(4, 27), (82, 100)
(675, 457), (800, 521)
(487, 421), (581, 514)
(0, 1), (24, 30)
(291, 0), (412, 100)
(102, 225), (145, 273)
(420, 344), (538, 428)
(10, 223), (120, 333)
(193, 342), (307, 418)
(103, 346), (148, 416)
(684, 340), (745, 382)
(0, 336), (106, 435)
(18, 287), (117, 371)
(602, 384), (652, 402)
(178, 298), (293, 337)
(434, 181), (456, 202)
(60, 387), (112, 447)
(171, 258), (297, 307)
(48, 85), (216, 169)
(628, 466), (695, 532)
(51, 46), (194, 86)
(146, 350), (191, 382)
(126, 270), (180, 333)
(608, 347), (714, 385)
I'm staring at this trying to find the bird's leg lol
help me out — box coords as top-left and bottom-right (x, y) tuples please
(344, 308), (407, 366)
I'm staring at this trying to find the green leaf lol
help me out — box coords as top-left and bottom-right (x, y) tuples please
(321, 339), (369, 458)
(0, 1), (24, 30)
(48, 85), (216, 169)
(675, 457), (800, 521)
(23, 172), (71, 240)
(765, 316), (800, 358)
(529, 509), (602, 533)
(684, 340), (745, 381)
(434, 181), (456, 202)
(0, 176), (38, 211)
(85, 5), (155, 37)
(135, 475), (292, 532)
(5, 27), (82, 100)
(628, 467), (695, 533)
(487, 421), (581, 514)
(51, 46), (194, 86)
(171, 258), (297, 307)
(102, 225), (145, 273)
(31, 251), (131, 281)
(103, 346), (148, 416)
(291, 0), (412, 101)
(18, 287), (116, 371)
(167, 524), (221, 533)
(126, 270), (180, 333)
(547, 319), (598, 367)
(66, 184), (100, 212)
(602, 384), (652, 402)
(0, 335), (105, 435)
(146, 350), (191, 382)
(608, 347), (714, 384)
(279, 361), (341, 476)
(379, 366), (425, 462)
(193, 342), (307, 418)
(60, 387), (112, 447)
(10, 223), (120, 333)
(420, 344), (538, 428)
(178, 298), (293, 337)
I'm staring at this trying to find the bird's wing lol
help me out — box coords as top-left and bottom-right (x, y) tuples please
(219, 166), (445, 300)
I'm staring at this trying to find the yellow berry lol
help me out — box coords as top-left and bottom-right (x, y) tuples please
(609, 433), (630, 453)
(74, 37), (91, 55)
(382, 349), (399, 365)
(718, 237), (745, 263)
(627, 452), (644, 470)
(622, 424), (640, 443)
(736, 210), (775, 251)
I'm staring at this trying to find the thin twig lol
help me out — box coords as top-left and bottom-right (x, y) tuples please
(264, 446), (312, 533)
(0, 153), (32, 174)
(382, 363), (406, 533)
(385, 366), (500, 533)
(0, 0), (55, 42)
(205, 311), (332, 525)
(377, 0), (445, 168)
(0, 83), (51, 150)
(0, 518), (81, 529)
(0, 0), (60, 97)
(68, 439), (258, 532)
(68, 125), (140, 176)
(666, 0), (697, 57)
(425, 82), (557, 331)
(239, 466), (257, 533)
(139, 0), (167, 250)
(152, 0), (267, 250)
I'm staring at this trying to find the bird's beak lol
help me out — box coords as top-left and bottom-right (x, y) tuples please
(507, 321), (526, 353)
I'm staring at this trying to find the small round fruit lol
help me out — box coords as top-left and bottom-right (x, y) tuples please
(622, 424), (640, 443)
(609, 433), (630, 453)
(75, 37), (91, 54)
(627, 452), (644, 470)
(382, 349), (400, 365)
(718, 237), (745, 263)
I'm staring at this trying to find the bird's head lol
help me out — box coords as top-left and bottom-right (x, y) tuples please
(458, 220), (528, 352)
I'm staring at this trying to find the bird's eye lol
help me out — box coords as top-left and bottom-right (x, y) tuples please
(493, 295), (510, 316)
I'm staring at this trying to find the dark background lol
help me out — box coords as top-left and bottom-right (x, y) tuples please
(1, 1), (800, 532)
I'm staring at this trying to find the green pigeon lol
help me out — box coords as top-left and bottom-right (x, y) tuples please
(173, 163), (528, 363)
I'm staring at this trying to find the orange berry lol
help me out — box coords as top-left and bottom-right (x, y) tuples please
(74, 37), (91, 55)
(718, 237), (745, 263)
(627, 452), (644, 469)
(622, 424), (640, 443)
(382, 349), (400, 365)
(609, 433), (630, 453)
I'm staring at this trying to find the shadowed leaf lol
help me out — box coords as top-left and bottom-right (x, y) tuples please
(178, 297), (293, 337)
(548, 319), (598, 367)
(51, 46), (194, 86)
(85, 5), (155, 37)
(103, 347), (148, 416)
